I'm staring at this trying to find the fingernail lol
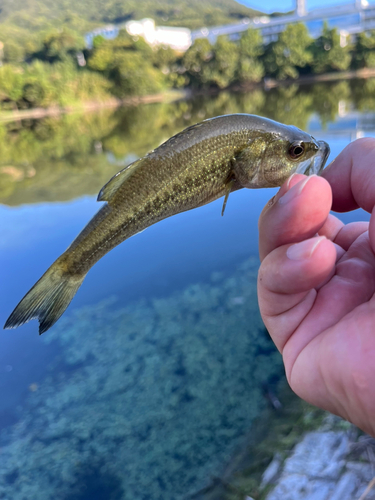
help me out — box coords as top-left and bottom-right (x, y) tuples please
(286, 173), (297, 189)
(279, 175), (316, 205)
(287, 236), (326, 261)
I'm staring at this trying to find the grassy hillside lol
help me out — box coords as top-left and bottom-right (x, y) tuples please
(0, 0), (260, 41)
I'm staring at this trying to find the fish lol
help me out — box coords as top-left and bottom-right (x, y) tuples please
(4, 114), (330, 335)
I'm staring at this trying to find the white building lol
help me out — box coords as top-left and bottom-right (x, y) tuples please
(125, 18), (192, 51)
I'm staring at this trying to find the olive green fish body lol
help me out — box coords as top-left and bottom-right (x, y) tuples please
(64, 117), (251, 274)
(4, 114), (330, 334)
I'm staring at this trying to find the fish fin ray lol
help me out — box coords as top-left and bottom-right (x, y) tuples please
(97, 158), (142, 202)
(4, 261), (85, 335)
(221, 177), (236, 216)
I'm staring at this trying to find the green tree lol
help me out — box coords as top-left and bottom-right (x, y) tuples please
(19, 60), (58, 109)
(110, 52), (164, 96)
(152, 46), (184, 87)
(263, 23), (313, 79)
(22, 81), (46, 108)
(237, 29), (264, 83)
(88, 33), (153, 72)
(86, 34), (168, 96)
(3, 40), (25, 63)
(109, 29), (152, 54)
(352, 30), (375, 69)
(131, 37), (154, 57)
(152, 46), (177, 71)
(311, 22), (352, 73)
(92, 35), (106, 49)
(182, 38), (213, 88)
(208, 35), (239, 88)
(87, 44), (115, 72)
(0, 65), (24, 105)
(37, 28), (84, 63)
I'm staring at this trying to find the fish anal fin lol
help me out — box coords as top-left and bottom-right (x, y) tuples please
(97, 158), (142, 202)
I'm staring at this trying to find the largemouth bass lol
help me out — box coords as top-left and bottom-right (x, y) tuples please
(4, 114), (330, 334)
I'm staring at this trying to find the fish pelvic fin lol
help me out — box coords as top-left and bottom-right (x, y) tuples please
(4, 261), (85, 335)
(221, 177), (236, 216)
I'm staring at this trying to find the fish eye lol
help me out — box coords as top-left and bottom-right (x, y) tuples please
(288, 142), (305, 160)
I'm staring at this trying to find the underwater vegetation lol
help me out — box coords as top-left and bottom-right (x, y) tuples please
(0, 258), (283, 500)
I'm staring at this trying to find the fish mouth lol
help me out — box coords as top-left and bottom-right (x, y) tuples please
(295, 140), (330, 176)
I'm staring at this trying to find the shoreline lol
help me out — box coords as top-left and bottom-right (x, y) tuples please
(1, 67), (375, 124)
(260, 66), (375, 89)
(0, 89), (191, 124)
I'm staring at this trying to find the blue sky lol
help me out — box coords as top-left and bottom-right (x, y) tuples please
(238, 0), (374, 14)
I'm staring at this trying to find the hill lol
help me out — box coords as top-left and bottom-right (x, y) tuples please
(0, 0), (260, 42)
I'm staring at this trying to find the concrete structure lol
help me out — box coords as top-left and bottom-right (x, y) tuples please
(297, 0), (307, 17)
(191, 0), (375, 45)
(85, 0), (375, 51)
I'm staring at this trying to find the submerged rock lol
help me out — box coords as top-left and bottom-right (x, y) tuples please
(265, 426), (374, 500)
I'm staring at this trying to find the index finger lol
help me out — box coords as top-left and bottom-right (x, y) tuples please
(322, 137), (375, 213)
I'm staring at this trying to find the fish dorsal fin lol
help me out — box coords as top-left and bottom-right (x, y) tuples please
(97, 159), (142, 202)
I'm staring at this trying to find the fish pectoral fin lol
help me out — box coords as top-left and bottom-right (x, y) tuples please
(221, 177), (236, 217)
(97, 158), (142, 202)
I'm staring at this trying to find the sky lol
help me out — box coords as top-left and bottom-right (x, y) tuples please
(238, 0), (374, 14)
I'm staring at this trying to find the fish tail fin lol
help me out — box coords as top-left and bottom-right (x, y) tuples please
(4, 260), (85, 335)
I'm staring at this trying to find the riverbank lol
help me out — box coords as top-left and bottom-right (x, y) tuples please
(0, 89), (190, 123)
(1, 67), (375, 124)
(195, 382), (375, 500)
(260, 66), (375, 90)
(263, 423), (375, 500)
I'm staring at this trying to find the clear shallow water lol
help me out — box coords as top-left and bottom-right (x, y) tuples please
(0, 82), (373, 499)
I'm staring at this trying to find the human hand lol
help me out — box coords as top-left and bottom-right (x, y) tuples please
(258, 138), (375, 436)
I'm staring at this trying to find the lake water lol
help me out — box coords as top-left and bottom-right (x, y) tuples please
(0, 80), (374, 499)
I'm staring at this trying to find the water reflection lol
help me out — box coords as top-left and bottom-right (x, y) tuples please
(1, 78), (375, 206)
(0, 80), (374, 499)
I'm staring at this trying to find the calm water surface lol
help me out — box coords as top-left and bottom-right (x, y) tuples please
(0, 80), (374, 499)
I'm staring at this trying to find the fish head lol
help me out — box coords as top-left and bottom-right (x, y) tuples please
(235, 123), (330, 188)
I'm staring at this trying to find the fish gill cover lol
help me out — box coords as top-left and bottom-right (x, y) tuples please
(0, 258), (283, 500)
